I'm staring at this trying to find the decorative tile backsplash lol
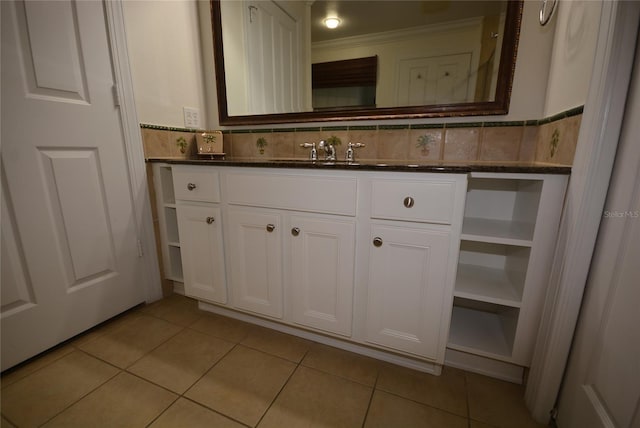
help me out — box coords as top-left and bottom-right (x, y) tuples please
(141, 106), (582, 165)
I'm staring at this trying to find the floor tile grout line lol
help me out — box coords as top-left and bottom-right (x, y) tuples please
(143, 394), (181, 428)
(179, 342), (241, 397)
(361, 368), (381, 427)
(465, 370), (472, 427)
(373, 386), (470, 421)
(122, 322), (188, 370)
(253, 346), (308, 428)
(34, 366), (123, 427)
(1, 412), (18, 428)
(0, 346), (73, 390)
(179, 396), (254, 428)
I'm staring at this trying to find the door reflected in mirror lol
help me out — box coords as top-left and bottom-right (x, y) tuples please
(211, 0), (522, 125)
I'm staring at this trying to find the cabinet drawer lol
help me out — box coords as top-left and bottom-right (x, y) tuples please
(225, 172), (357, 215)
(173, 166), (220, 202)
(371, 178), (457, 224)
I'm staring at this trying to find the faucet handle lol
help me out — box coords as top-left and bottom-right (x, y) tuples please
(300, 142), (317, 161)
(346, 142), (365, 162)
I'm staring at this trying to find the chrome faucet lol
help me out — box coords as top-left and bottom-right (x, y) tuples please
(345, 142), (365, 163)
(318, 140), (336, 161)
(299, 142), (317, 161)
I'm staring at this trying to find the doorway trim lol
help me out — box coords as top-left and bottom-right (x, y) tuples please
(524, 0), (640, 422)
(105, 1), (162, 302)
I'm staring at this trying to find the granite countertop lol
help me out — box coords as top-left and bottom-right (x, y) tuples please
(146, 157), (572, 174)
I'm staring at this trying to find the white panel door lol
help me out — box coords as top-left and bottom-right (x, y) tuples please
(556, 40), (640, 428)
(365, 223), (451, 359)
(226, 208), (283, 318)
(177, 204), (227, 304)
(245, 0), (301, 114)
(290, 215), (355, 336)
(1, 0), (146, 370)
(397, 53), (474, 106)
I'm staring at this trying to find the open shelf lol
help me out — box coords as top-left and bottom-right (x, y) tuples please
(448, 298), (519, 362)
(463, 178), (542, 244)
(455, 240), (529, 307)
(158, 166), (176, 205)
(461, 218), (534, 246)
(167, 245), (183, 282)
(455, 264), (522, 307)
(164, 207), (180, 243)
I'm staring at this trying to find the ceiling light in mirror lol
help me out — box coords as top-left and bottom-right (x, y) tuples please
(323, 17), (341, 29)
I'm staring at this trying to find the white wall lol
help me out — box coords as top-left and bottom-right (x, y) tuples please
(123, 0), (207, 128)
(124, 1), (587, 127)
(543, 0), (601, 116)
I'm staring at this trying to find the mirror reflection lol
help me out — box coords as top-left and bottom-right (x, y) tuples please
(213, 0), (521, 124)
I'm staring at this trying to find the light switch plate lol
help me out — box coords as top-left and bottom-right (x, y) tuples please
(183, 107), (200, 128)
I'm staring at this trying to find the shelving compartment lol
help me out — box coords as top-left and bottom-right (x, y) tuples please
(455, 240), (529, 307)
(164, 207), (180, 245)
(167, 245), (184, 282)
(462, 178), (543, 245)
(158, 166), (176, 205)
(448, 297), (519, 361)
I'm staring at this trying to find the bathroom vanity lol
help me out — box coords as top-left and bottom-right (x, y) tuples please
(151, 159), (568, 381)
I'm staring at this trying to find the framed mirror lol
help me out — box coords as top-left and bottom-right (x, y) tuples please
(211, 0), (523, 126)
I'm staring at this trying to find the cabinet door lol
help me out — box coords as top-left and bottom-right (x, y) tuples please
(366, 224), (451, 359)
(226, 209), (283, 318)
(290, 215), (355, 336)
(176, 204), (227, 303)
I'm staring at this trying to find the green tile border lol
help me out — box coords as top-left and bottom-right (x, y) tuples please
(410, 123), (444, 129)
(378, 125), (409, 130)
(565, 105), (584, 117)
(445, 122), (482, 128)
(483, 121), (525, 127)
(139, 105), (583, 135)
(140, 123), (202, 132)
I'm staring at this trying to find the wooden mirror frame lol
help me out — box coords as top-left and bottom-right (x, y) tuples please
(211, 0), (523, 126)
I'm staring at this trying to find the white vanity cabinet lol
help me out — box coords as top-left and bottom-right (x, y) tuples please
(156, 163), (568, 380)
(172, 166), (227, 304)
(363, 175), (468, 361)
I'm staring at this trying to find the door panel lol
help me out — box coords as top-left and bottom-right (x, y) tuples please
(39, 149), (117, 286)
(366, 224), (450, 359)
(1, 0), (146, 370)
(556, 38), (640, 428)
(226, 209), (283, 318)
(177, 204), (227, 304)
(290, 215), (355, 336)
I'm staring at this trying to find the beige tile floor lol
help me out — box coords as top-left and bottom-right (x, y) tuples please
(1, 294), (545, 428)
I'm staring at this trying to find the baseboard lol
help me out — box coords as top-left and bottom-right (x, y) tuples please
(445, 347), (524, 383)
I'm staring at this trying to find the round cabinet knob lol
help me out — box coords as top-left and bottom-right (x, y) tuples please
(373, 237), (383, 247)
(291, 227), (300, 236)
(266, 224), (275, 232)
(187, 183), (197, 191)
(403, 196), (415, 208)
(206, 216), (215, 224)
